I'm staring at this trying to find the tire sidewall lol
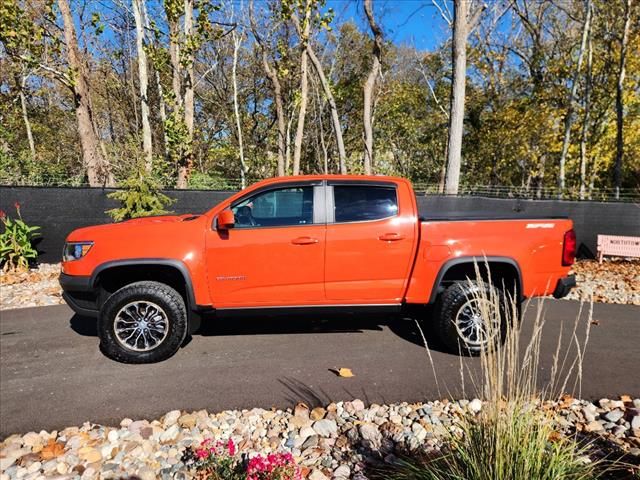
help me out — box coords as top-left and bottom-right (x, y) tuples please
(98, 281), (187, 363)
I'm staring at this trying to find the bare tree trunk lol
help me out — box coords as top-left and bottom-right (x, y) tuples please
(250, 2), (286, 176)
(262, 55), (286, 176)
(579, 21), (593, 201)
(177, 0), (194, 188)
(123, 11), (141, 137)
(142, 0), (168, 159)
(286, 111), (294, 174)
(155, 71), (169, 157)
(558, 0), (591, 197)
(438, 143), (448, 193)
(292, 2), (312, 176)
(166, 11), (183, 180)
(232, 32), (247, 188)
(132, 0), (153, 171)
(443, 0), (485, 195)
(311, 76), (329, 173)
(536, 154), (547, 198)
(444, 0), (469, 195)
(58, 0), (112, 187)
(614, 0), (632, 198)
(169, 20), (182, 106)
(307, 46), (347, 174)
(363, 0), (382, 175)
(17, 74), (36, 160)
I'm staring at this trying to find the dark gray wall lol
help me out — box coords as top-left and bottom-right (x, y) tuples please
(1, 186), (638, 263)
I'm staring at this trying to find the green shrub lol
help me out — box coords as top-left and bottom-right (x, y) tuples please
(0, 203), (40, 271)
(106, 171), (176, 222)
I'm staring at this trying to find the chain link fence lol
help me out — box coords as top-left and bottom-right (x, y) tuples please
(1, 174), (638, 202)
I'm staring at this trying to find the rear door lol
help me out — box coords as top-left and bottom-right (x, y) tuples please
(324, 181), (417, 303)
(206, 181), (327, 307)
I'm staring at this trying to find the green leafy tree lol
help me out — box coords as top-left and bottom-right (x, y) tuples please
(106, 171), (176, 221)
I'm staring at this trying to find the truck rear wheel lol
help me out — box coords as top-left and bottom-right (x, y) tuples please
(435, 281), (506, 356)
(98, 281), (188, 363)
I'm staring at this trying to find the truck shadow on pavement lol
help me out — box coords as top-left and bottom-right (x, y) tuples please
(68, 311), (449, 353)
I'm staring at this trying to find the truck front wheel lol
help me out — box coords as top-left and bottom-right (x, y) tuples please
(98, 281), (188, 363)
(435, 281), (506, 356)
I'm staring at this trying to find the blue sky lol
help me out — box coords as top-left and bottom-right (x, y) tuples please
(326, 0), (450, 51)
(81, 0), (452, 54)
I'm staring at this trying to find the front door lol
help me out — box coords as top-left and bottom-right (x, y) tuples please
(324, 182), (417, 303)
(206, 183), (326, 308)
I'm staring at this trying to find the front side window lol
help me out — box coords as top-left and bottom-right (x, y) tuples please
(333, 185), (398, 223)
(232, 186), (314, 228)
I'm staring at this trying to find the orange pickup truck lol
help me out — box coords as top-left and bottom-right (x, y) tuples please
(60, 175), (576, 363)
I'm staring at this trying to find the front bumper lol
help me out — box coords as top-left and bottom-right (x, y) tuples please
(552, 275), (576, 299)
(59, 273), (99, 317)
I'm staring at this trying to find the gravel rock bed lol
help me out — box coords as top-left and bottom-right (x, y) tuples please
(1, 397), (638, 479)
(0, 264), (64, 311)
(566, 259), (640, 305)
(1, 260), (639, 312)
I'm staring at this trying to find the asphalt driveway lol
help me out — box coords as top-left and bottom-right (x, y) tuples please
(1, 300), (638, 437)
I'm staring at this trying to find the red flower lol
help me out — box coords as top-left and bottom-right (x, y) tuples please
(14, 202), (20, 210)
(0, 210), (5, 220)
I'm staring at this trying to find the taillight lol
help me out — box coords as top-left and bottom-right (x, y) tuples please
(562, 229), (576, 266)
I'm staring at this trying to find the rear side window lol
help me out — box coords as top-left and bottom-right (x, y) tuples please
(333, 185), (398, 223)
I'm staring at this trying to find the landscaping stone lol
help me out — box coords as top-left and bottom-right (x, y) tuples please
(1, 398), (639, 478)
(313, 420), (338, 438)
(565, 259), (640, 305)
(604, 409), (624, 423)
(468, 398), (482, 414)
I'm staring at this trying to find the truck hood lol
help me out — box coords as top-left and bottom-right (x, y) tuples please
(123, 214), (200, 225)
(66, 214), (202, 241)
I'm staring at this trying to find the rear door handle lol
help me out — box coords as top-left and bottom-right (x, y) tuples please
(379, 233), (404, 242)
(291, 236), (319, 245)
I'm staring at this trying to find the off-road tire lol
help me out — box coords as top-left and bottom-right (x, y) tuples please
(98, 281), (188, 364)
(435, 280), (506, 356)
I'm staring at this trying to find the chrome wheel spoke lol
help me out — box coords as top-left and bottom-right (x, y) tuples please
(455, 297), (500, 347)
(113, 301), (169, 352)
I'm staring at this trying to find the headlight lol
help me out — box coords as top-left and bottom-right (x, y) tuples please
(63, 242), (94, 261)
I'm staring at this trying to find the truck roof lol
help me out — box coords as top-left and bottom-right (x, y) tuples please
(249, 174), (410, 187)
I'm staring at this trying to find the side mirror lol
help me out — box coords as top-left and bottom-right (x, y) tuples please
(217, 209), (235, 230)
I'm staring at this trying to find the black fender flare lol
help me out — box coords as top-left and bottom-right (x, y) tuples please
(428, 256), (523, 304)
(91, 258), (197, 310)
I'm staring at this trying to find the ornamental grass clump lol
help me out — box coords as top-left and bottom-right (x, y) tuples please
(382, 262), (600, 480)
(183, 438), (301, 480)
(0, 202), (40, 272)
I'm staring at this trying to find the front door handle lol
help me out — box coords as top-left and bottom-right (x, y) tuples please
(291, 236), (319, 245)
(379, 233), (404, 242)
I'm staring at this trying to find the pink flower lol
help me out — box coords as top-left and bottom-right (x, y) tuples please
(195, 448), (209, 459)
(227, 438), (236, 456)
(14, 202), (20, 211)
(246, 452), (301, 480)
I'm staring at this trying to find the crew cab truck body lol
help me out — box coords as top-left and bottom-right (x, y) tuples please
(60, 175), (576, 363)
